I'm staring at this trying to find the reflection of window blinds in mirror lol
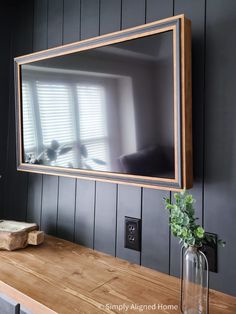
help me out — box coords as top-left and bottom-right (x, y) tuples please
(22, 82), (37, 155)
(36, 82), (76, 167)
(77, 85), (109, 171)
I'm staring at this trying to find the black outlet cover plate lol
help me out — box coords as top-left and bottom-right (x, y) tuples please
(201, 232), (218, 273)
(125, 216), (141, 251)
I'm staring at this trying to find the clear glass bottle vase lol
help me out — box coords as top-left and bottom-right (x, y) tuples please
(180, 246), (209, 314)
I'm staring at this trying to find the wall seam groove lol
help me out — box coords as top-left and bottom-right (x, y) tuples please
(4, 6), (15, 216)
(115, 184), (118, 257)
(25, 173), (29, 221)
(73, 179), (78, 242)
(93, 181), (97, 250)
(39, 175), (44, 228)
(32, 0), (35, 52)
(168, 190), (171, 275)
(46, 0), (49, 49)
(120, 0), (123, 30)
(79, 0), (82, 40)
(55, 177), (60, 236)
(140, 187), (143, 266)
(144, 0), (147, 24)
(98, 0), (101, 36)
(170, 0), (175, 275)
(62, 0), (65, 45)
(202, 0), (207, 229)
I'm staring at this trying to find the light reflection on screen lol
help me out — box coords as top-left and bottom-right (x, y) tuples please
(21, 31), (175, 178)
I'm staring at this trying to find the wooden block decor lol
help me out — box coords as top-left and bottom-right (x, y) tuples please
(0, 221), (44, 251)
(27, 230), (44, 246)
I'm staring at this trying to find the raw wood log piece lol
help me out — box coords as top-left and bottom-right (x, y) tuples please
(0, 220), (44, 251)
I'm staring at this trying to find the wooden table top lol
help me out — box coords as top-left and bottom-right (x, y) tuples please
(0, 235), (235, 314)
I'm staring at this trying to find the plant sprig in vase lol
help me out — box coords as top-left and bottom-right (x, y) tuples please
(164, 190), (225, 248)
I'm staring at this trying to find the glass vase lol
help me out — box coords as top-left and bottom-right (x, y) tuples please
(180, 246), (209, 314)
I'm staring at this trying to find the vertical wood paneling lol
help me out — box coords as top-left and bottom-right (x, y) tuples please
(33, 0), (47, 51)
(204, 0), (236, 296)
(13, 1), (34, 57)
(0, 4), (13, 216)
(121, 0), (145, 29)
(57, 177), (76, 241)
(175, 0), (205, 228)
(146, 0), (173, 22)
(115, 0), (145, 264)
(170, 0), (206, 277)
(142, 189), (170, 273)
(117, 185), (142, 264)
(26, 0), (48, 231)
(27, 174), (42, 226)
(47, 0), (63, 48)
(141, 0), (173, 275)
(41, 175), (58, 235)
(63, 0), (96, 247)
(94, 182), (117, 255)
(80, 0), (99, 40)
(100, 0), (121, 34)
(3, 0), (34, 221)
(63, 0), (81, 44)
(48, 0), (77, 242)
(75, 179), (95, 248)
(90, 0), (122, 258)
(33, 0), (59, 237)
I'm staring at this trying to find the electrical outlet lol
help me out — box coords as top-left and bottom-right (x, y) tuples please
(201, 232), (218, 273)
(124, 216), (141, 251)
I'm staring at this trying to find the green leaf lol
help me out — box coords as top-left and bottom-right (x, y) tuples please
(164, 197), (170, 204)
(163, 191), (225, 248)
(195, 226), (205, 238)
(174, 193), (180, 199)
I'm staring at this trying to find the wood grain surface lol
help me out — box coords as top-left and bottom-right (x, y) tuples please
(0, 236), (234, 313)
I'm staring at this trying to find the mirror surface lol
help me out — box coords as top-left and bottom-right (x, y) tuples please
(21, 31), (174, 178)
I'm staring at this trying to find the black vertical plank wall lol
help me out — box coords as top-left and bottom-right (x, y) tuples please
(27, 0), (47, 227)
(3, 1), (34, 221)
(3, 0), (236, 296)
(81, 0), (99, 40)
(170, 0), (206, 277)
(204, 0), (236, 296)
(115, 0), (145, 264)
(75, 179), (95, 248)
(96, 0), (121, 255)
(141, 0), (173, 275)
(0, 4), (12, 215)
(63, 0), (81, 44)
(34, 0), (59, 235)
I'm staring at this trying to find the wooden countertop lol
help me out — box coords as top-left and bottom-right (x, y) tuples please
(0, 236), (235, 314)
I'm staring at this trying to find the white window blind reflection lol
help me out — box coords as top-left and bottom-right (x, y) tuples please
(22, 82), (37, 155)
(77, 85), (109, 171)
(36, 82), (76, 167)
(22, 75), (110, 170)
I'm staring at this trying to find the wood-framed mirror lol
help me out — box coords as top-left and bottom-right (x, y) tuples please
(14, 14), (192, 191)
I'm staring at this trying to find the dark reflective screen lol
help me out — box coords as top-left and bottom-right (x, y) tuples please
(21, 31), (174, 178)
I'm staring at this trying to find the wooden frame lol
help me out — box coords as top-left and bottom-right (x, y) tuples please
(14, 14), (192, 191)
